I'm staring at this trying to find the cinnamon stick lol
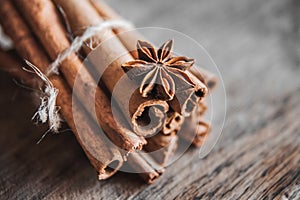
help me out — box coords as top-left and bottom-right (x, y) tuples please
(53, 0), (169, 137)
(190, 67), (218, 90)
(11, 0), (146, 151)
(91, 0), (214, 149)
(0, 47), (123, 179)
(91, 0), (216, 93)
(178, 105), (211, 147)
(0, 0), (125, 179)
(181, 120), (211, 147)
(82, 1), (184, 166)
(144, 132), (178, 166)
(90, 10), (212, 145)
(168, 70), (208, 117)
(127, 152), (164, 184)
(89, 0), (186, 163)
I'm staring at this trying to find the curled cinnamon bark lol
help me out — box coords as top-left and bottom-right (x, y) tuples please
(181, 120), (211, 147)
(53, 0), (168, 137)
(127, 152), (164, 184)
(162, 112), (184, 135)
(168, 70), (208, 117)
(11, 0), (146, 151)
(0, 0), (126, 179)
(178, 104), (211, 147)
(198, 101), (208, 116)
(129, 90), (169, 136)
(144, 132), (178, 166)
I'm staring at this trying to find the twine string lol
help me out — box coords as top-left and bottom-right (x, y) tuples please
(26, 60), (61, 135)
(26, 19), (134, 138)
(47, 19), (134, 76)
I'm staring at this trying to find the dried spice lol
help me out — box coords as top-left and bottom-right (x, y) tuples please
(0, 0), (218, 184)
(169, 70), (208, 116)
(55, 0), (168, 137)
(122, 40), (199, 100)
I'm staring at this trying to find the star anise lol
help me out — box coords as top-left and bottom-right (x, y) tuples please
(122, 39), (197, 100)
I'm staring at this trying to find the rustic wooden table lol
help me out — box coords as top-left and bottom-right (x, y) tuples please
(0, 0), (299, 199)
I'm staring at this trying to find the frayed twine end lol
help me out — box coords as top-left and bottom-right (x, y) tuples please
(25, 61), (61, 142)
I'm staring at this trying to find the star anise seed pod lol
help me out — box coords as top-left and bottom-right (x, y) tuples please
(122, 39), (196, 100)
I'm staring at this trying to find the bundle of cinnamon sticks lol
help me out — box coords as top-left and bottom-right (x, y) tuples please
(0, 0), (217, 184)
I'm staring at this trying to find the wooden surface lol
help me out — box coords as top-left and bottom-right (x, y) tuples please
(0, 0), (300, 199)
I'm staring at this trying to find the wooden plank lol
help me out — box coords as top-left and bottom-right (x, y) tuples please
(0, 0), (299, 199)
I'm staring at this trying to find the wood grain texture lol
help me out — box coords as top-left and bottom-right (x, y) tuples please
(0, 0), (299, 199)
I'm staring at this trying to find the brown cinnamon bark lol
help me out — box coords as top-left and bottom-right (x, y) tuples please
(178, 106), (211, 147)
(127, 152), (164, 184)
(53, 0), (169, 137)
(168, 70), (208, 117)
(129, 90), (169, 136)
(144, 132), (178, 166)
(190, 67), (218, 90)
(89, 0), (142, 59)
(11, 0), (146, 151)
(198, 101), (208, 116)
(0, 47), (123, 179)
(181, 120), (211, 147)
(0, 0), (126, 179)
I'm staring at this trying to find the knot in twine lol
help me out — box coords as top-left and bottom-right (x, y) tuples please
(28, 19), (134, 139)
(26, 61), (61, 143)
